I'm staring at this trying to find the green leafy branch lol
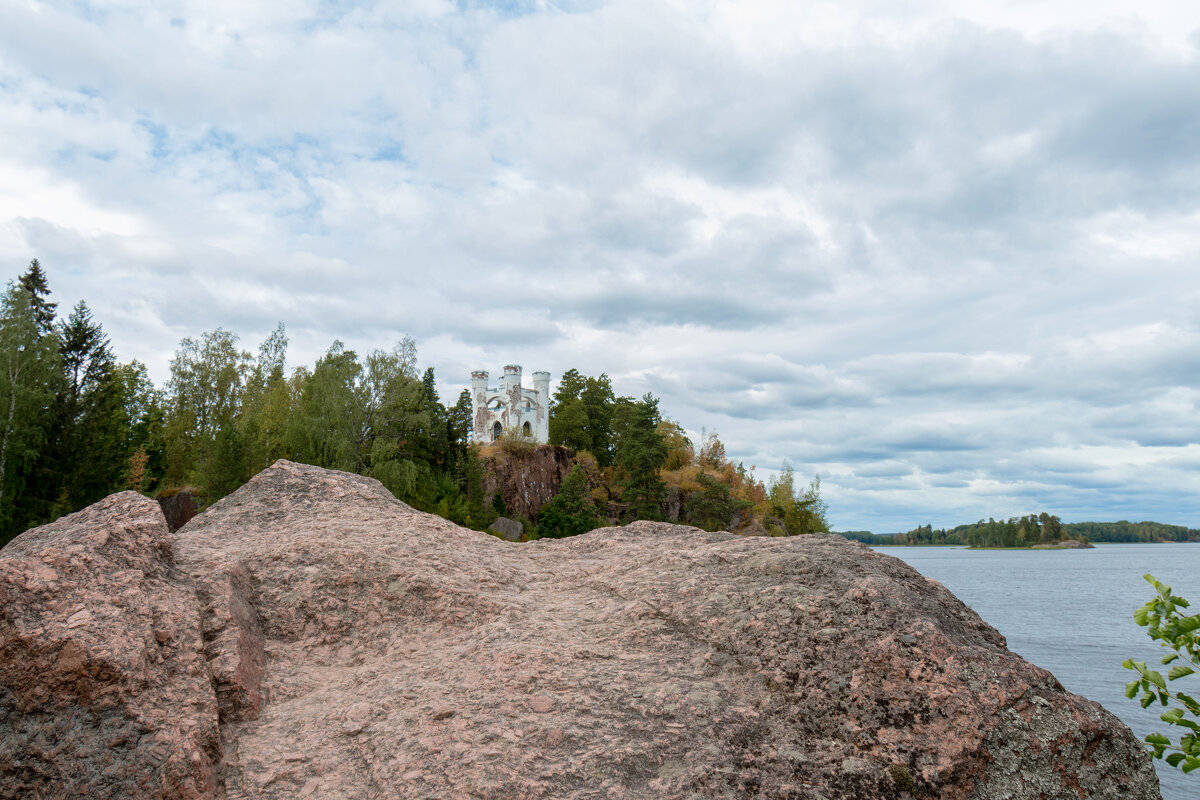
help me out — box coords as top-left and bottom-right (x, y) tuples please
(1123, 573), (1200, 774)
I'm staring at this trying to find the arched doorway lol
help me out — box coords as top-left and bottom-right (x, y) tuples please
(522, 421), (532, 437)
(492, 421), (503, 442)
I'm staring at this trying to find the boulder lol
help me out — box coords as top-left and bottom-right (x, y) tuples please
(488, 515), (523, 541)
(664, 485), (681, 522)
(736, 518), (771, 537)
(0, 461), (1160, 799)
(0, 492), (220, 800)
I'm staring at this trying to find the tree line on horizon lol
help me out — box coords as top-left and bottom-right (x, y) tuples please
(839, 516), (1200, 547)
(0, 260), (828, 545)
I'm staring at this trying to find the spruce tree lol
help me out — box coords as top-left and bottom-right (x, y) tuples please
(17, 259), (56, 335)
(0, 284), (60, 542)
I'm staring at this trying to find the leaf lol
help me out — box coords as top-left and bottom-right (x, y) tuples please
(1177, 615), (1200, 633)
(1169, 665), (1195, 681)
(1134, 607), (1151, 627)
(1162, 653), (1179, 664)
(1126, 681), (1140, 699)
(1162, 707), (1185, 724)
(1166, 753), (1186, 768)
(1183, 757), (1200, 774)
(1148, 670), (1167, 690)
(1146, 733), (1172, 746)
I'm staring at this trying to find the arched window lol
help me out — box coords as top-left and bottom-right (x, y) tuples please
(492, 421), (503, 442)
(522, 421), (532, 437)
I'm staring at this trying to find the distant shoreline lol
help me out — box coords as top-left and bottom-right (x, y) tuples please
(866, 540), (1196, 548)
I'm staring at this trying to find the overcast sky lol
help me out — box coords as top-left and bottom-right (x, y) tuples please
(3, 1), (1199, 531)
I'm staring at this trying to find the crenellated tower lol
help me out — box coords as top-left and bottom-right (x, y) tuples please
(470, 365), (551, 444)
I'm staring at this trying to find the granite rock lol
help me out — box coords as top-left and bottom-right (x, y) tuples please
(488, 516), (524, 542)
(0, 461), (1161, 799)
(0, 492), (220, 800)
(480, 443), (573, 521)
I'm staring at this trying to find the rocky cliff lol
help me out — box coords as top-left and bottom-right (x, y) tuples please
(0, 460), (1161, 799)
(479, 443), (574, 521)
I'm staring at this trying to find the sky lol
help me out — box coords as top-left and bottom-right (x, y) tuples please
(2, 0), (1199, 532)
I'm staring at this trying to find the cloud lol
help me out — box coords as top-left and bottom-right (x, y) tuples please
(3, 0), (1200, 531)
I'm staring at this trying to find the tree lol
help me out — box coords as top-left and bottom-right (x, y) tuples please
(551, 368), (586, 413)
(241, 324), (292, 472)
(549, 397), (592, 453)
(288, 340), (362, 472)
(1124, 574), (1200, 774)
(0, 284), (60, 541)
(17, 259), (56, 335)
(767, 462), (830, 535)
(537, 463), (600, 538)
(47, 301), (129, 513)
(448, 389), (473, 445)
(114, 360), (165, 493)
(615, 393), (667, 521)
(580, 374), (616, 465)
(698, 429), (726, 469)
(657, 419), (693, 471)
(684, 471), (747, 532)
(163, 328), (250, 484)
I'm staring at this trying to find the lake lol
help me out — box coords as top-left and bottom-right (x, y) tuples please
(875, 543), (1199, 800)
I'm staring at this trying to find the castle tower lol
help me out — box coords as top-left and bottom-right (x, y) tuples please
(532, 371), (551, 442)
(471, 370), (489, 398)
(501, 364), (522, 393)
(470, 365), (551, 445)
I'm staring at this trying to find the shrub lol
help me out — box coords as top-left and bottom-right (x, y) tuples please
(1123, 574), (1200, 774)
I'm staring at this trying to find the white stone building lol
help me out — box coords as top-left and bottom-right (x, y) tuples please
(471, 365), (550, 444)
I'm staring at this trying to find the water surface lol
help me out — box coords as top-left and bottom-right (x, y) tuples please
(875, 543), (1199, 800)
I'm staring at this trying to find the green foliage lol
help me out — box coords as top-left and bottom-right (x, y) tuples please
(0, 263), (834, 544)
(549, 397), (592, 453)
(164, 327), (251, 484)
(0, 282), (61, 542)
(683, 471), (748, 532)
(17, 259), (56, 335)
(537, 463), (600, 538)
(448, 388), (472, 444)
(1067, 520), (1200, 543)
(615, 393), (668, 522)
(288, 340), (361, 472)
(548, 369), (617, 465)
(657, 419), (693, 471)
(767, 463), (829, 535)
(952, 513), (1076, 548)
(1124, 575), (1200, 774)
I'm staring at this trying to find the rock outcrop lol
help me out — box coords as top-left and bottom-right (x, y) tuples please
(0, 492), (220, 799)
(480, 443), (573, 521)
(0, 461), (1161, 800)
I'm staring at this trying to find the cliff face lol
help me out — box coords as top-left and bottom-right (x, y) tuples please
(0, 461), (1161, 800)
(479, 443), (574, 521)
